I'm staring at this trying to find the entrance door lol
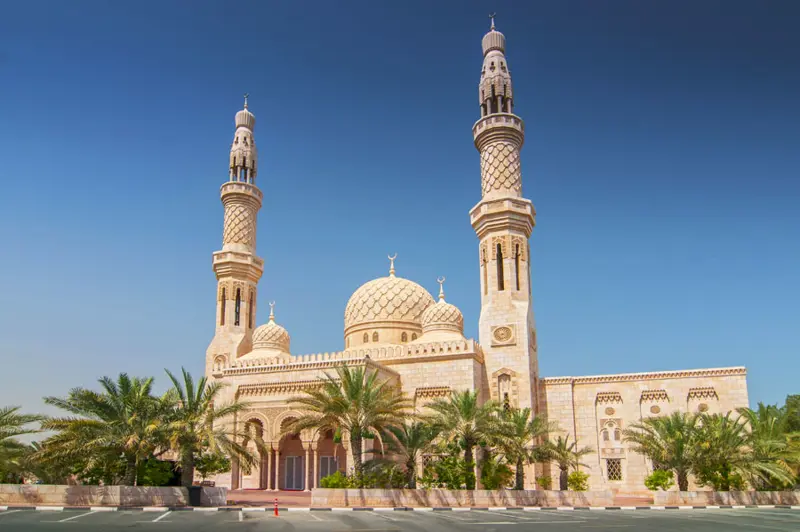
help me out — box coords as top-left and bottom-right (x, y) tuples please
(284, 455), (304, 491)
(319, 456), (338, 482)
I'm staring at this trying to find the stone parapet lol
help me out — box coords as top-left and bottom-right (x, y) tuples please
(541, 366), (746, 386)
(311, 488), (614, 508)
(653, 491), (799, 506)
(223, 339), (482, 375)
(0, 485), (227, 507)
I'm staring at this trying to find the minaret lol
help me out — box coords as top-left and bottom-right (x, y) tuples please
(205, 95), (264, 377)
(470, 18), (539, 410)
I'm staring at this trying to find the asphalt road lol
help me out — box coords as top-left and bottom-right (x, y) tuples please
(0, 508), (798, 531)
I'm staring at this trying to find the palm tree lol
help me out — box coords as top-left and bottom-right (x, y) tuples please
(496, 408), (555, 490)
(0, 406), (43, 481)
(285, 364), (410, 475)
(40, 374), (163, 485)
(163, 368), (255, 488)
(382, 421), (436, 488)
(737, 404), (795, 489)
(623, 411), (698, 491)
(544, 434), (593, 491)
(694, 412), (795, 490)
(426, 390), (502, 489)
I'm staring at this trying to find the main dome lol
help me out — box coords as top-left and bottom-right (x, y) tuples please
(344, 275), (435, 333)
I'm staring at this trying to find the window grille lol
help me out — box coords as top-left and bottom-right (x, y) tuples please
(606, 458), (623, 481)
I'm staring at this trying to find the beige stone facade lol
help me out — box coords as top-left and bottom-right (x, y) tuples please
(205, 24), (748, 494)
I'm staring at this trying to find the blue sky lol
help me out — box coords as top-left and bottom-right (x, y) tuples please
(0, 1), (798, 415)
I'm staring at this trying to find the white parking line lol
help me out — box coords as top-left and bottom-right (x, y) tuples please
(308, 512), (328, 522)
(153, 511), (172, 522)
(238, 511), (244, 522)
(0, 510), (21, 517)
(54, 511), (97, 522)
(373, 512), (398, 522)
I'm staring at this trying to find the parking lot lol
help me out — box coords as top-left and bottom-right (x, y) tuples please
(0, 507), (798, 531)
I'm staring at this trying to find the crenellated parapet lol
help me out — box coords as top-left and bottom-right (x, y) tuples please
(216, 339), (483, 376)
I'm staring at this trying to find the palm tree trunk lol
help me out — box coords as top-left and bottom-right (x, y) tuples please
(559, 467), (568, 491)
(464, 445), (476, 490)
(677, 469), (689, 491)
(350, 435), (363, 475)
(406, 459), (417, 489)
(181, 451), (195, 489)
(515, 457), (525, 490)
(123, 458), (137, 486)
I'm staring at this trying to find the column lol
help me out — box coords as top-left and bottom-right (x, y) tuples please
(265, 445), (273, 490)
(311, 447), (318, 489)
(303, 446), (311, 492)
(273, 450), (281, 491)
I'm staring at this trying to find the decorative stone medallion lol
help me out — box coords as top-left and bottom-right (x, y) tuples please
(698, 403), (709, 412)
(650, 405), (661, 414)
(491, 325), (516, 346)
(605, 407), (615, 416)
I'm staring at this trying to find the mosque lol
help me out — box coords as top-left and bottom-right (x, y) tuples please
(205, 21), (749, 494)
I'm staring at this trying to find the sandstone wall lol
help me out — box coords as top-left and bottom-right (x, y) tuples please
(311, 488), (614, 507)
(654, 490), (800, 506)
(0, 485), (227, 507)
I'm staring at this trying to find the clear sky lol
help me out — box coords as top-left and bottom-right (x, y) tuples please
(1, 1), (798, 415)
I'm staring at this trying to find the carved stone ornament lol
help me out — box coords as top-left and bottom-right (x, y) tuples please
(491, 325), (516, 346)
(650, 405), (661, 414)
(605, 407), (616, 416)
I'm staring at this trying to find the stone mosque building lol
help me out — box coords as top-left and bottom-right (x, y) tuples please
(205, 22), (749, 494)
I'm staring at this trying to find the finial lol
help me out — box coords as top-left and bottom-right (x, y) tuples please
(388, 254), (397, 277)
(268, 301), (275, 321)
(243, 92), (249, 109)
(489, 12), (496, 31)
(437, 276), (446, 301)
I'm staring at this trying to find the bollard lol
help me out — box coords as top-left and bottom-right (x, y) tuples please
(274, 497), (279, 517)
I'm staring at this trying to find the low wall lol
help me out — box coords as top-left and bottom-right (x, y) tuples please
(0, 485), (228, 507)
(654, 491), (800, 506)
(311, 488), (614, 507)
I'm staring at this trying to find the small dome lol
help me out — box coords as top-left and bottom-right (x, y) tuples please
(252, 305), (290, 353)
(482, 28), (505, 55)
(235, 108), (255, 131)
(344, 275), (434, 333)
(421, 279), (464, 336)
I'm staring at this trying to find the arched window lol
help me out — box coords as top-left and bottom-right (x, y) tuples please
(220, 288), (226, 325)
(482, 247), (488, 295)
(614, 429), (621, 441)
(363, 333), (369, 343)
(602, 429), (609, 442)
(248, 289), (254, 329)
(372, 332), (379, 342)
(401, 332), (408, 343)
(514, 244), (521, 291)
(234, 289), (241, 326)
(496, 244), (505, 291)
(411, 333), (417, 341)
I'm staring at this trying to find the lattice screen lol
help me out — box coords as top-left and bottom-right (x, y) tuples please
(606, 458), (623, 481)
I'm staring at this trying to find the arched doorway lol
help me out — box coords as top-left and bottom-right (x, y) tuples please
(241, 418), (268, 489)
(277, 418), (306, 491)
(314, 429), (346, 488)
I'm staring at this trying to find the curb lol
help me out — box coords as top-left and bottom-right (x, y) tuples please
(1, 504), (798, 512)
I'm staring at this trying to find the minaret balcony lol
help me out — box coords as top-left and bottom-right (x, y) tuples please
(220, 181), (263, 204)
(470, 195), (535, 239)
(212, 250), (264, 282)
(473, 113), (525, 147)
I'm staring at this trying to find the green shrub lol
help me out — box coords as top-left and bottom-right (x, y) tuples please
(644, 470), (674, 491)
(480, 455), (513, 490)
(536, 476), (552, 490)
(320, 471), (350, 488)
(567, 471), (589, 491)
(137, 459), (175, 486)
(195, 453), (231, 482)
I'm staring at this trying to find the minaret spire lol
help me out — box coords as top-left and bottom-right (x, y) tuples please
(470, 21), (539, 412)
(489, 12), (496, 30)
(437, 276), (446, 301)
(205, 98), (265, 378)
(388, 253), (397, 277)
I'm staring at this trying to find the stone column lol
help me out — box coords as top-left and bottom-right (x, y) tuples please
(303, 445), (311, 492)
(311, 446), (318, 489)
(265, 444), (273, 490)
(274, 450), (281, 491)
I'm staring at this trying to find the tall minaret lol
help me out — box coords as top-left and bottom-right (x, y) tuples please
(205, 95), (264, 377)
(470, 18), (539, 411)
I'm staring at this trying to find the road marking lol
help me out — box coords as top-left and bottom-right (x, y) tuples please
(0, 510), (21, 517)
(523, 507), (541, 511)
(465, 521), (584, 525)
(242, 507), (266, 512)
(90, 507), (117, 512)
(288, 507), (311, 512)
(0, 507), (7, 511)
(374, 507), (396, 512)
(238, 511), (244, 522)
(153, 511), (172, 522)
(54, 511), (97, 522)
(332, 507), (353, 512)
(308, 512), (327, 521)
(143, 507), (169, 512)
(453, 507), (472, 512)
(37, 506), (64, 511)
(373, 512), (398, 522)
(413, 507), (433, 511)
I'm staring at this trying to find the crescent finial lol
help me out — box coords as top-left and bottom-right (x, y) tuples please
(269, 301), (275, 321)
(388, 254), (397, 277)
(437, 276), (446, 300)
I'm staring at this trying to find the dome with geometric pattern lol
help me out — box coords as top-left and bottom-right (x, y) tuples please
(420, 278), (464, 338)
(251, 303), (290, 353)
(343, 258), (434, 347)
